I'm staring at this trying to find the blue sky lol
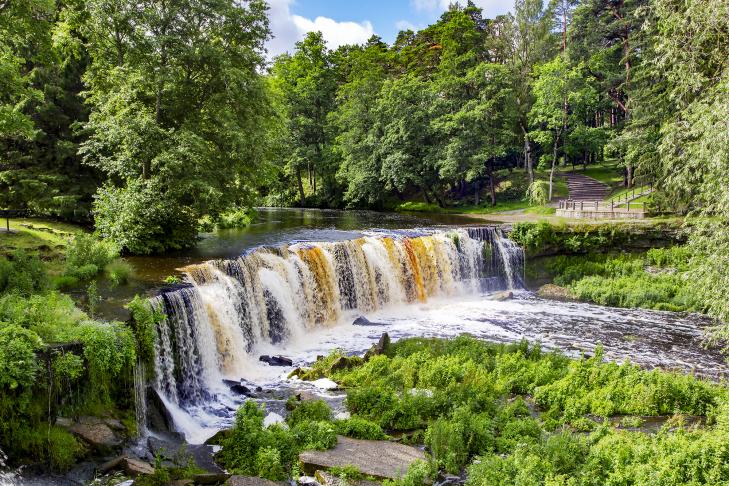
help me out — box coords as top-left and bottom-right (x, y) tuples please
(266, 0), (516, 59)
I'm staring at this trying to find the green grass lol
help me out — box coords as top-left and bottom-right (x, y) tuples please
(0, 218), (86, 273)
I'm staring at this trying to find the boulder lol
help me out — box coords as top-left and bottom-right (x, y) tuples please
(299, 436), (425, 480)
(204, 428), (232, 445)
(194, 472), (231, 484)
(352, 316), (385, 327)
(223, 379), (253, 396)
(97, 455), (154, 477)
(148, 436), (224, 473)
(124, 457), (155, 477)
(364, 333), (390, 360)
(329, 356), (359, 372)
(312, 378), (338, 390)
(489, 291), (513, 301)
(537, 284), (577, 302)
(227, 476), (287, 486)
(316, 471), (380, 486)
(260, 355), (294, 367)
(69, 417), (122, 451)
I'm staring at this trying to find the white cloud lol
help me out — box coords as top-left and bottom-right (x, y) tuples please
(395, 19), (418, 32)
(266, 0), (374, 60)
(410, 0), (515, 19)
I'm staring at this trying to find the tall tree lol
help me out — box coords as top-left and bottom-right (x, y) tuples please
(504, 0), (556, 183)
(81, 0), (273, 253)
(270, 32), (337, 206)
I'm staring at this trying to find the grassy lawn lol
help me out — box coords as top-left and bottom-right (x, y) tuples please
(564, 160), (623, 187)
(0, 218), (85, 266)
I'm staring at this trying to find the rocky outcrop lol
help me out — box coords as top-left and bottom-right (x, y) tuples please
(98, 455), (154, 477)
(68, 416), (123, 452)
(364, 333), (390, 361)
(352, 316), (385, 326)
(299, 436), (425, 480)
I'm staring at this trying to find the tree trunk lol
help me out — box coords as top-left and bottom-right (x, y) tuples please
(422, 187), (431, 204)
(296, 170), (305, 206)
(626, 164), (633, 189)
(549, 133), (560, 201)
(474, 180), (480, 206)
(521, 126), (534, 183)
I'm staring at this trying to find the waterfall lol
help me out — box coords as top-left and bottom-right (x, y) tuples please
(133, 360), (148, 437)
(150, 227), (523, 408)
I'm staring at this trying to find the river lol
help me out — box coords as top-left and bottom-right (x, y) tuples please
(129, 208), (726, 444)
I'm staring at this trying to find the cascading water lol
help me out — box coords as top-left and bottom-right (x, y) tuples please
(149, 227), (522, 420)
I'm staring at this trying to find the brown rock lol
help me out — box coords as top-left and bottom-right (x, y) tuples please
(123, 457), (155, 477)
(69, 417), (121, 450)
(194, 472), (231, 484)
(537, 284), (577, 302)
(299, 436), (424, 480)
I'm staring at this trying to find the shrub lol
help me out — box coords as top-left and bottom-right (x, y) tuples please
(255, 446), (286, 480)
(0, 325), (43, 389)
(105, 259), (133, 286)
(334, 417), (387, 440)
(286, 399), (332, 426)
(217, 207), (256, 229)
(0, 251), (48, 295)
(65, 233), (119, 279)
(526, 180), (550, 206)
(291, 420), (337, 450)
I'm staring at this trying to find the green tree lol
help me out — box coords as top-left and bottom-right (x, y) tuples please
(79, 0), (273, 254)
(270, 32), (338, 206)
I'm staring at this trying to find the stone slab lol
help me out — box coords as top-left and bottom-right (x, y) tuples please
(299, 436), (425, 480)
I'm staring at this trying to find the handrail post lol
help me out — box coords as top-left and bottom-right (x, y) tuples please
(627, 201), (630, 211)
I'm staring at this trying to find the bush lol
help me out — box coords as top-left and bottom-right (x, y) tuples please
(217, 207), (256, 229)
(93, 181), (199, 255)
(65, 233), (119, 279)
(334, 417), (387, 440)
(286, 399), (332, 426)
(105, 259), (133, 286)
(0, 251), (48, 295)
(526, 180), (550, 206)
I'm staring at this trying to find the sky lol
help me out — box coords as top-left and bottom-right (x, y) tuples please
(265, 0), (516, 59)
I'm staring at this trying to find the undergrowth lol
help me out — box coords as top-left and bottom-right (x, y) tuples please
(219, 336), (729, 485)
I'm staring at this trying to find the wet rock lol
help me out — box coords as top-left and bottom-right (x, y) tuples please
(223, 379), (253, 396)
(69, 417), (122, 452)
(297, 476), (321, 486)
(204, 428), (231, 445)
(124, 457), (155, 477)
(489, 291), (513, 301)
(227, 476), (287, 486)
(288, 367), (312, 379)
(194, 472), (231, 484)
(97, 455), (154, 477)
(299, 436), (425, 480)
(353, 316), (385, 326)
(537, 284), (577, 302)
(434, 473), (465, 486)
(316, 470), (380, 486)
(147, 386), (177, 433)
(148, 436), (224, 473)
(104, 418), (126, 432)
(260, 355), (294, 366)
(329, 355), (359, 372)
(312, 378), (339, 390)
(364, 333), (391, 361)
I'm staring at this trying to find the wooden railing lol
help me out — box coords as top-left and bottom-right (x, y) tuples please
(558, 200), (647, 212)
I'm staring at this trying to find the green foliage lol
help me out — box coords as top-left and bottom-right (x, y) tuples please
(286, 399), (332, 427)
(105, 259), (133, 286)
(217, 207), (257, 230)
(526, 181), (550, 206)
(334, 417), (387, 440)
(542, 248), (698, 312)
(63, 234), (119, 281)
(0, 325), (42, 389)
(127, 296), (164, 367)
(0, 251), (48, 296)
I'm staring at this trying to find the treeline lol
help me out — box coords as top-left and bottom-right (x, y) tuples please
(1, 0), (726, 254)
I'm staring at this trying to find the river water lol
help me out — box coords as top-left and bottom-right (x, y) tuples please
(132, 208), (727, 444)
